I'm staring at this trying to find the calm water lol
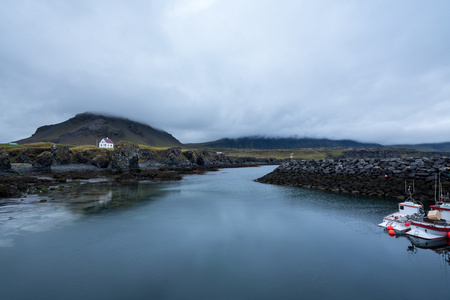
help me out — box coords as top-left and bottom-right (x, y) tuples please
(1, 166), (449, 300)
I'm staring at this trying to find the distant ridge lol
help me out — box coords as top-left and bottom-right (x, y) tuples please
(15, 112), (182, 147)
(185, 137), (383, 149)
(389, 142), (450, 152)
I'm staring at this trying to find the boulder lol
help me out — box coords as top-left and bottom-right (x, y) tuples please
(91, 151), (111, 168)
(32, 151), (53, 172)
(51, 145), (71, 165)
(16, 148), (31, 163)
(163, 147), (182, 167)
(196, 156), (205, 166)
(111, 141), (140, 170)
(0, 153), (11, 171)
(139, 149), (157, 162)
(183, 150), (195, 162)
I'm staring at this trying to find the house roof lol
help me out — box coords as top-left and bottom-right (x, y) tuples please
(102, 138), (113, 144)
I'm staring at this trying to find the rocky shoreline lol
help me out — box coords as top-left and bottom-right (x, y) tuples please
(256, 157), (450, 203)
(0, 143), (279, 199)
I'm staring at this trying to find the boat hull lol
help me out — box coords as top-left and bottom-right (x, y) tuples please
(405, 221), (450, 240)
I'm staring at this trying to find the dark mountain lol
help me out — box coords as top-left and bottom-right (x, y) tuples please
(15, 112), (182, 147)
(185, 137), (383, 149)
(389, 142), (450, 152)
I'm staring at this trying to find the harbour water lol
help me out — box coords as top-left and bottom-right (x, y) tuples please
(1, 165), (449, 299)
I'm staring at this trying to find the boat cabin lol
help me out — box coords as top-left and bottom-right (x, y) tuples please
(398, 202), (423, 216)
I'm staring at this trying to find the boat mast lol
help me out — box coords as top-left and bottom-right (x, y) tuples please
(435, 174), (437, 204)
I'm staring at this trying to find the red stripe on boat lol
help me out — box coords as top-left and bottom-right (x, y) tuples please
(410, 222), (450, 232)
(430, 205), (450, 212)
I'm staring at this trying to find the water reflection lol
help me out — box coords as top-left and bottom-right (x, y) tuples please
(0, 182), (171, 247)
(383, 230), (450, 267)
(407, 236), (450, 266)
(2, 166), (450, 299)
(65, 182), (169, 214)
(279, 185), (399, 234)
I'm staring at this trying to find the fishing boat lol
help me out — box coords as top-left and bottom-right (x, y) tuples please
(378, 200), (424, 233)
(406, 174), (450, 240)
(406, 198), (450, 240)
(378, 185), (424, 233)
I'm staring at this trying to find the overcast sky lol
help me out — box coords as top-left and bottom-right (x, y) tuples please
(1, 0), (449, 145)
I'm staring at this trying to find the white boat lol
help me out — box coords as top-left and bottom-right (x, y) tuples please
(406, 201), (450, 240)
(378, 198), (424, 233)
(405, 174), (450, 240)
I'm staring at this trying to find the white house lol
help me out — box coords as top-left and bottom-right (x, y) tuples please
(99, 137), (114, 148)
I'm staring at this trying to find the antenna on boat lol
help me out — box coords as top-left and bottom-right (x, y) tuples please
(405, 180), (414, 193)
(435, 174), (437, 204)
(404, 179), (415, 202)
(434, 172), (444, 205)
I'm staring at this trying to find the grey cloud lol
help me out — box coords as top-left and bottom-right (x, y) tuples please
(1, 0), (450, 144)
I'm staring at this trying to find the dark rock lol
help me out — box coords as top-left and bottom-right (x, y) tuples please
(196, 156), (205, 166)
(163, 147), (182, 167)
(32, 151), (53, 172)
(256, 156), (450, 203)
(91, 151), (111, 168)
(73, 151), (91, 164)
(111, 141), (140, 170)
(0, 153), (11, 171)
(0, 184), (8, 197)
(16, 149), (31, 163)
(51, 145), (71, 165)
(139, 149), (157, 162)
(183, 150), (194, 160)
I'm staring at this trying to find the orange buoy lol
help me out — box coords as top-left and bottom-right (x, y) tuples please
(405, 222), (410, 227)
(387, 225), (394, 230)
(388, 230), (395, 236)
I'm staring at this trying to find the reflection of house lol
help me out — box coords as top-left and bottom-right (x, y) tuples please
(99, 137), (114, 148)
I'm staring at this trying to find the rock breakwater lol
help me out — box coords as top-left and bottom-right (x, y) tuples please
(256, 157), (450, 203)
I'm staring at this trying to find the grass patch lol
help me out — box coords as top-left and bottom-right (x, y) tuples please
(69, 145), (101, 151)
(138, 144), (171, 151)
(195, 148), (330, 160)
(1, 142), (55, 150)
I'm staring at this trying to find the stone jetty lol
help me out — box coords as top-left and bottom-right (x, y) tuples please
(256, 157), (450, 203)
